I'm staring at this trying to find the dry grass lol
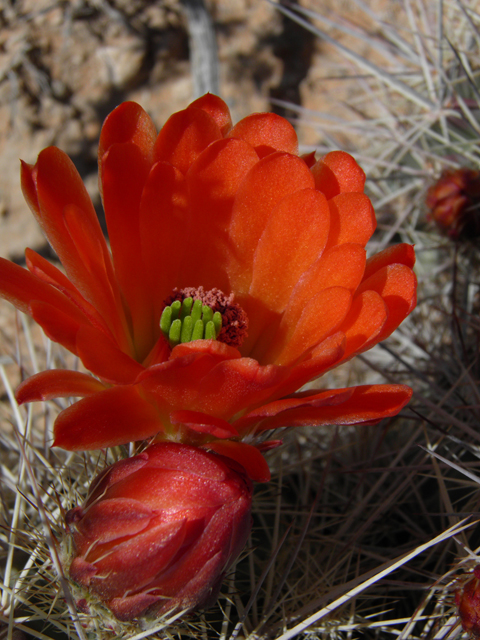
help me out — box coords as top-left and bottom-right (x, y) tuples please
(2, 0), (480, 638)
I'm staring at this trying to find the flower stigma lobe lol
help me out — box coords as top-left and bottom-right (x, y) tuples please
(161, 286), (248, 349)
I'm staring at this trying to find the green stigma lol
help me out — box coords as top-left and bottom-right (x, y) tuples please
(160, 297), (222, 348)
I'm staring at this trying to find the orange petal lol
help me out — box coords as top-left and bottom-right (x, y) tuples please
(204, 441), (271, 482)
(189, 94), (232, 136)
(0, 258), (86, 325)
(170, 410), (239, 439)
(339, 290), (387, 359)
(249, 189), (330, 313)
(248, 384), (413, 431)
(76, 325), (145, 385)
(98, 101), (157, 199)
(30, 300), (83, 354)
(279, 243), (366, 337)
(136, 346), (237, 417)
(139, 161), (188, 320)
(228, 152), (315, 293)
(153, 106), (222, 175)
(195, 357), (289, 418)
(362, 243), (416, 282)
(271, 287), (352, 366)
(301, 384), (413, 425)
(325, 192), (376, 250)
(137, 342), (288, 420)
(182, 138), (259, 291)
(356, 264), (417, 342)
(226, 112), (298, 157)
(279, 332), (346, 393)
(53, 386), (163, 450)
(102, 142), (154, 360)
(235, 387), (354, 433)
(168, 339), (241, 362)
(311, 150), (366, 199)
(63, 204), (131, 351)
(29, 148), (119, 317)
(16, 370), (107, 404)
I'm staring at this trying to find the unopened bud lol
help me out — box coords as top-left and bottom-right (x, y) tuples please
(66, 443), (253, 621)
(455, 566), (480, 637)
(426, 167), (480, 239)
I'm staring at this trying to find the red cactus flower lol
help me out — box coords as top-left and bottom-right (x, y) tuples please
(426, 167), (480, 239)
(66, 442), (253, 621)
(0, 95), (417, 480)
(456, 567), (480, 637)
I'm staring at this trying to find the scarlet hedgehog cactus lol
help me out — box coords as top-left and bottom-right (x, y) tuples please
(65, 443), (252, 621)
(426, 167), (480, 239)
(0, 94), (416, 473)
(456, 567), (480, 637)
(0, 94), (417, 620)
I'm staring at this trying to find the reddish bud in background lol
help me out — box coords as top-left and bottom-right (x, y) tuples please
(426, 167), (480, 239)
(66, 443), (253, 621)
(455, 566), (480, 637)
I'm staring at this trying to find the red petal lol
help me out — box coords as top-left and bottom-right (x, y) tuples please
(153, 106), (222, 175)
(228, 152), (315, 293)
(226, 112), (298, 157)
(64, 205), (132, 350)
(296, 384), (413, 425)
(189, 94), (232, 135)
(170, 410), (239, 439)
(248, 384), (413, 431)
(30, 300), (82, 354)
(182, 138), (259, 291)
(249, 189), (330, 313)
(362, 243), (416, 282)
(235, 387), (354, 432)
(102, 142), (154, 360)
(0, 258), (86, 325)
(76, 325), (144, 384)
(20, 160), (40, 217)
(205, 441), (271, 482)
(30, 148), (120, 321)
(53, 386), (163, 450)
(98, 101), (157, 198)
(325, 192), (376, 250)
(108, 593), (163, 622)
(15, 370), (107, 404)
(356, 264), (417, 342)
(311, 150), (366, 199)
(25, 248), (110, 336)
(99, 101), (156, 158)
(139, 161), (188, 320)
(74, 498), (155, 544)
(269, 287), (352, 366)
(88, 519), (187, 599)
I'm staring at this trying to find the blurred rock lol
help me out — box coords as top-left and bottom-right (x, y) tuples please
(0, 0), (399, 259)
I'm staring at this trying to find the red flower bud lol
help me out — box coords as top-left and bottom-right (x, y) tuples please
(66, 443), (253, 621)
(455, 567), (480, 637)
(426, 167), (480, 239)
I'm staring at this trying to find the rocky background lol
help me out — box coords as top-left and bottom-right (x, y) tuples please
(0, 0), (401, 260)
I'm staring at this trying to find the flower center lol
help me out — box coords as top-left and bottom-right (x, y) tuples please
(161, 286), (248, 349)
